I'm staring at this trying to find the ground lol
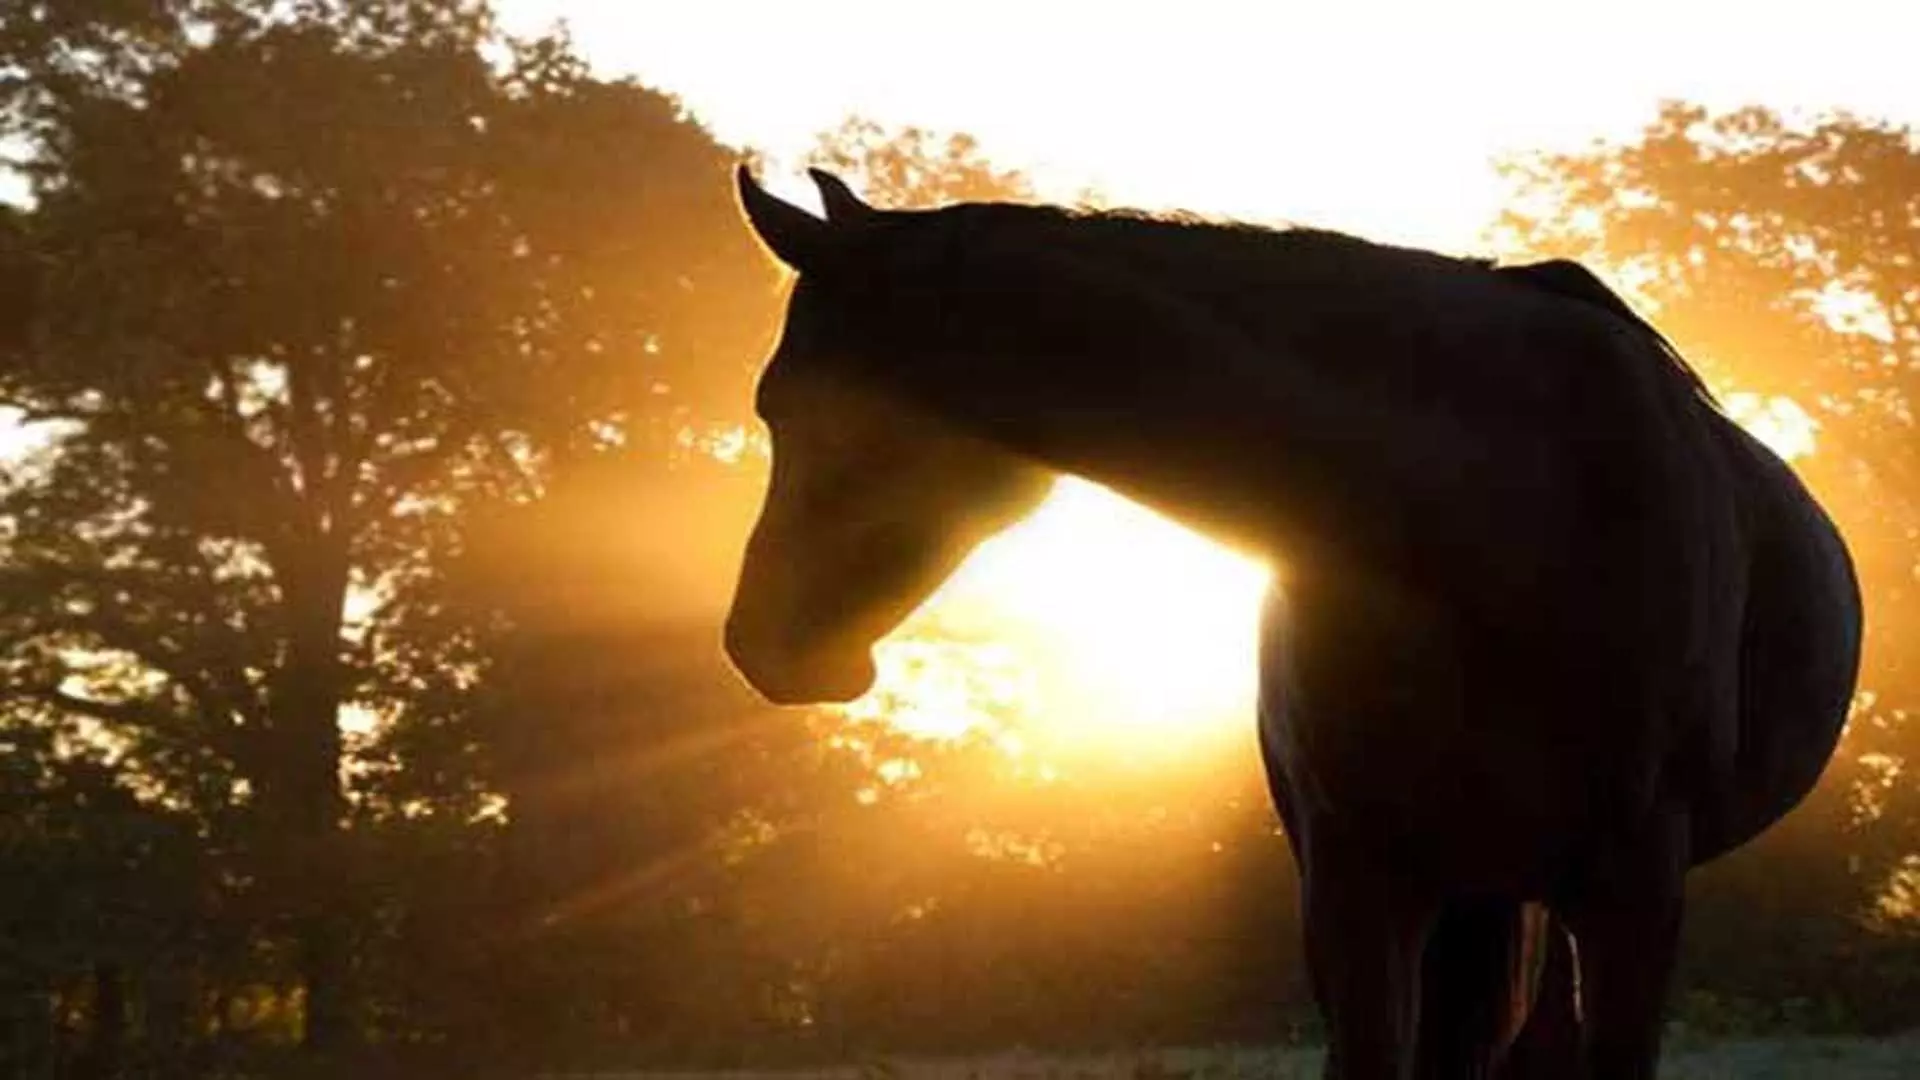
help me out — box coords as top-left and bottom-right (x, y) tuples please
(571, 1035), (1920, 1080)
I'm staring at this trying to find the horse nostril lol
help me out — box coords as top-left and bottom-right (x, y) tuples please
(814, 651), (878, 705)
(721, 615), (875, 706)
(721, 614), (752, 667)
(721, 615), (779, 687)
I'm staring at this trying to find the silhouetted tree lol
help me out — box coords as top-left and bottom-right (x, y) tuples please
(805, 118), (1037, 208)
(0, 0), (771, 1054)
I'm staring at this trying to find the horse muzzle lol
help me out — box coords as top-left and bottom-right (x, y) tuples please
(722, 615), (877, 706)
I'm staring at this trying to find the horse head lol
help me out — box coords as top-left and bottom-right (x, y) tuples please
(722, 167), (1053, 705)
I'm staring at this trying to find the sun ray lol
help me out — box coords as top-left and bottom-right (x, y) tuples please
(833, 478), (1270, 755)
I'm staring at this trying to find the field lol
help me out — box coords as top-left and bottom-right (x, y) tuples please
(569, 1035), (1920, 1080)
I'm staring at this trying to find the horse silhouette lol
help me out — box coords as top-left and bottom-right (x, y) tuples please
(720, 168), (1863, 1079)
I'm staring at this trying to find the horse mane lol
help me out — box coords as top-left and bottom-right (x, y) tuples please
(924, 200), (1717, 408)
(937, 197), (1491, 274)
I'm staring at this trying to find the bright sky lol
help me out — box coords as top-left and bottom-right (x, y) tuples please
(498, 0), (1920, 250)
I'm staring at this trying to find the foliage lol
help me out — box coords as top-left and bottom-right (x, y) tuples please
(806, 117), (1036, 209)
(0, 0), (772, 1062)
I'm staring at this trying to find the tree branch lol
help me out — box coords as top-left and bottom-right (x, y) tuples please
(0, 564), (267, 733)
(346, 419), (484, 530)
(32, 687), (177, 732)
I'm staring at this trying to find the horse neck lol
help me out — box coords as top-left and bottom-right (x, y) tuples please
(914, 232), (1541, 599)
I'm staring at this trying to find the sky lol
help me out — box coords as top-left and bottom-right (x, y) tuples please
(495, 0), (1920, 250)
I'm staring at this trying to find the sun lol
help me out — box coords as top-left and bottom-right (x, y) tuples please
(836, 477), (1272, 752)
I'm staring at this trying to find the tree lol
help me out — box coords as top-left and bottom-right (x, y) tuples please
(0, 0), (773, 1052)
(0, 703), (216, 1077)
(804, 118), (1037, 208)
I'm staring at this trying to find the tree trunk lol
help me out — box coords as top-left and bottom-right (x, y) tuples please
(265, 545), (354, 1057)
(84, 961), (125, 1080)
(280, 670), (351, 1055)
(141, 957), (197, 1080)
(0, 972), (54, 1079)
(297, 907), (350, 1053)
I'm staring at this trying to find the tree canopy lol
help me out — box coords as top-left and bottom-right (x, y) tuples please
(0, 0), (775, 1058)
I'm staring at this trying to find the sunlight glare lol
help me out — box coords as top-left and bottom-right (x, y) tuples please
(837, 478), (1271, 749)
(837, 637), (1036, 741)
(1724, 392), (1819, 461)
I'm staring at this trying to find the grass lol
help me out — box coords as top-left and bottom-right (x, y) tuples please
(559, 1034), (1920, 1080)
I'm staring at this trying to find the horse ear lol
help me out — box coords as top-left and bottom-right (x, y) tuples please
(737, 165), (829, 270)
(808, 168), (874, 223)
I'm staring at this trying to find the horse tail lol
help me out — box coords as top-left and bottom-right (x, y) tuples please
(1414, 899), (1532, 1076)
(1498, 905), (1583, 1077)
(1414, 899), (1582, 1077)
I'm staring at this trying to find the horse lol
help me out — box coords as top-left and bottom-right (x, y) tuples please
(719, 167), (1862, 1079)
